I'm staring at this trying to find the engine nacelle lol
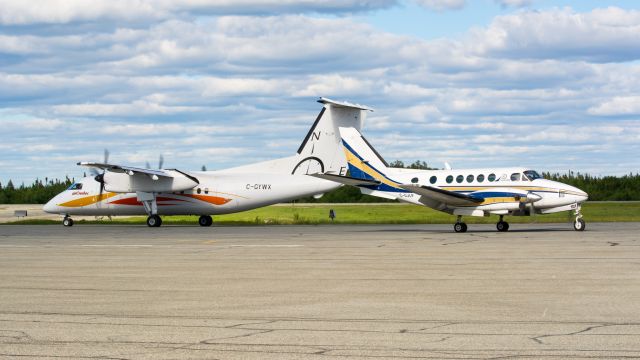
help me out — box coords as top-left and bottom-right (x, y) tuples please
(103, 170), (198, 193)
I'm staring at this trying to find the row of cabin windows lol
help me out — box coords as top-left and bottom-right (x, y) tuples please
(412, 171), (542, 185)
(173, 188), (209, 195)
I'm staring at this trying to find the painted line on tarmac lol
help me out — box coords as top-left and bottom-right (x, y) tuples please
(230, 244), (303, 248)
(80, 244), (154, 247)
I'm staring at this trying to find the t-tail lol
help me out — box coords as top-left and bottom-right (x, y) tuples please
(311, 126), (406, 200)
(291, 98), (372, 176)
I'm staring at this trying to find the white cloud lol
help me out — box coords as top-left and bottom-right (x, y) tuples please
(414, 0), (465, 11)
(588, 96), (640, 116)
(469, 7), (640, 62)
(0, 0), (397, 25)
(494, 0), (532, 8)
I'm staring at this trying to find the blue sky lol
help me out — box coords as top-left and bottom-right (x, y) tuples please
(1, 0), (639, 185)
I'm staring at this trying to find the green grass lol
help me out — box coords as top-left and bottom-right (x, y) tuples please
(5, 202), (640, 225)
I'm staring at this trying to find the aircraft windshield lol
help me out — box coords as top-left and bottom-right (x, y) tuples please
(67, 183), (83, 190)
(523, 170), (542, 180)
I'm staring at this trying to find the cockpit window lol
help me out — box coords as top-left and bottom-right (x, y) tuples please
(523, 170), (543, 180)
(68, 183), (83, 190)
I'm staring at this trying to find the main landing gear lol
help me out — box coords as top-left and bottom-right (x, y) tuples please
(454, 215), (467, 233)
(453, 215), (510, 233)
(574, 205), (586, 231)
(63, 215), (74, 227)
(496, 215), (509, 232)
(146, 214), (162, 227)
(198, 215), (213, 227)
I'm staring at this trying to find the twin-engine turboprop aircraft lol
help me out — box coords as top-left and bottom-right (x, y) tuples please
(43, 98), (372, 227)
(313, 127), (589, 232)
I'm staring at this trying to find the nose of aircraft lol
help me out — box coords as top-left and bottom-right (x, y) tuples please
(570, 185), (589, 203)
(43, 197), (59, 214)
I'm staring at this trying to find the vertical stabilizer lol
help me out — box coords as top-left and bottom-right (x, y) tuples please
(291, 97), (372, 175)
(338, 126), (390, 181)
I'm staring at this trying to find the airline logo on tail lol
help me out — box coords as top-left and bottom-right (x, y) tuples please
(339, 127), (406, 193)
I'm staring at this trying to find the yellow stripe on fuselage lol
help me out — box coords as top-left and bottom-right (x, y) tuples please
(58, 192), (117, 207)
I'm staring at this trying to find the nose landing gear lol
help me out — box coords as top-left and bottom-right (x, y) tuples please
(573, 205), (586, 231)
(62, 216), (74, 227)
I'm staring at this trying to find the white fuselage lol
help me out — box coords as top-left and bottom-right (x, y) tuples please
(43, 170), (337, 216)
(365, 167), (588, 216)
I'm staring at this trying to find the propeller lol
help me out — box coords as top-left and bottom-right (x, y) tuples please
(158, 154), (164, 169)
(94, 149), (109, 201)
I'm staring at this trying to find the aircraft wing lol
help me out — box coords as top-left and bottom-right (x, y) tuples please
(78, 162), (171, 178)
(309, 173), (381, 187)
(399, 185), (483, 206)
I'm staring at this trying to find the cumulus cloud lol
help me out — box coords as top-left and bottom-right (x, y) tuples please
(413, 0), (465, 11)
(494, 0), (533, 8)
(588, 96), (640, 116)
(0, 0), (397, 25)
(1, 5), (640, 183)
(468, 7), (640, 62)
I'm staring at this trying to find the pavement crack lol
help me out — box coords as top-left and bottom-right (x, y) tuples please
(530, 323), (614, 344)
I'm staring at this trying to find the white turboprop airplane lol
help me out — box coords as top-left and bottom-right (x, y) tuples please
(313, 127), (589, 232)
(43, 98), (371, 227)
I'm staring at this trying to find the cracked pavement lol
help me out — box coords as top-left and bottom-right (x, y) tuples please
(0, 223), (639, 359)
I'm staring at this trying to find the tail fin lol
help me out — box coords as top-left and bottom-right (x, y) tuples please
(338, 126), (390, 180)
(292, 97), (372, 175)
(338, 127), (404, 196)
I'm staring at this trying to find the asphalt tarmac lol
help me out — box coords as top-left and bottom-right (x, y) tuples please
(0, 223), (639, 359)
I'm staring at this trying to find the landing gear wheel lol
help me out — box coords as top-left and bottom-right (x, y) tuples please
(497, 221), (509, 232)
(63, 217), (74, 227)
(454, 222), (467, 233)
(146, 215), (162, 227)
(198, 215), (213, 227)
(574, 218), (586, 231)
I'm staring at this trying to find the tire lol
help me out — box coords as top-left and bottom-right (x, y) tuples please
(454, 222), (467, 233)
(199, 215), (213, 227)
(63, 218), (73, 227)
(574, 218), (586, 231)
(497, 221), (509, 232)
(147, 215), (162, 227)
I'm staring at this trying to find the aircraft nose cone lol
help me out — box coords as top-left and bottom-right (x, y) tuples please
(43, 199), (58, 214)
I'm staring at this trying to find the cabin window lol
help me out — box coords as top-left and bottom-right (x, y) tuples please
(68, 183), (83, 190)
(446, 175), (453, 184)
(197, 188), (202, 194)
(430, 176), (437, 184)
(488, 173), (496, 182)
(466, 174), (474, 183)
(456, 175), (464, 183)
(477, 174), (485, 183)
(510, 173), (521, 181)
(411, 177), (419, 184)
(204, 188), (209, 194)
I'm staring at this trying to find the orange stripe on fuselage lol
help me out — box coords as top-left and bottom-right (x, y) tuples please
(180, 194), (232, 205)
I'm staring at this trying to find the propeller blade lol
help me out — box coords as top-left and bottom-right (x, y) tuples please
(158, 154), (164, 169)
(103, 149), (110, 164)
(146, 161), (151, 169)
(89, 168), (100, 177)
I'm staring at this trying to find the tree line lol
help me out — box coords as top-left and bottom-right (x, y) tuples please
(1, 163), (639, 204)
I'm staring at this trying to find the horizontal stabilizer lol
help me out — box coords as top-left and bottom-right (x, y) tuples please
(400, 185), (483, 206)
(310, 173), (381, 187)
